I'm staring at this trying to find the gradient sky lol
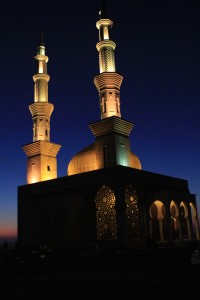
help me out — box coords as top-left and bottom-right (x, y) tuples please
(0, 0), (200, 241)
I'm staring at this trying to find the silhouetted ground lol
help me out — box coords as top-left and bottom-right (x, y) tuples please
(0, 242), (200, 299)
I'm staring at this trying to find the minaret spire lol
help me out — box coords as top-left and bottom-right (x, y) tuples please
(39, 32), (44, 46)
(22, 36), (61, 184)
(94, 2), (123, 119)
(99, 0), (108, 19)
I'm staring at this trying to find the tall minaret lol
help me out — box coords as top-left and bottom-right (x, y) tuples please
(94, 1), (123, 119)
(88, 2), (141, 170)
(22, 34), (61, 184)
(67, 2), (141, 175)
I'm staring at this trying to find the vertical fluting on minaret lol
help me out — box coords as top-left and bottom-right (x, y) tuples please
(22, 34), (61, 184)
(94, 1), (123, 119)
(29, 34), (53, 142)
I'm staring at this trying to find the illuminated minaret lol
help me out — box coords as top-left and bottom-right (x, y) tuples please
(94, 1), (122, 119)
(67, 2), (141, 175)
(86, 2), (141, 171)
(22, 34), (61, 184)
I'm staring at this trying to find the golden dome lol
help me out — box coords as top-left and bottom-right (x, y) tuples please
(130, 151), (142, 170)
(67, 144), (97, 176)
(67, 143), (141, 176)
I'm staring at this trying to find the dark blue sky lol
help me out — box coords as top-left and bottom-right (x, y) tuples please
(0, 0), (200, 240)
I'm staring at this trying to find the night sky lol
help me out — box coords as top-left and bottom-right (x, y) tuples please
(0, 0), (200, 241)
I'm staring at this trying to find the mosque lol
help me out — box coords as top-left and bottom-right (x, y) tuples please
(18, 3), (199, 252)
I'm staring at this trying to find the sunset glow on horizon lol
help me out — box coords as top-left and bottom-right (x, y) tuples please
(0, 228), (17, 242)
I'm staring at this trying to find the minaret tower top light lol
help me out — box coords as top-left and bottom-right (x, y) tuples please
(33, 33), (50, 103)
(94, 1), (123, 119)
(96, 2), (115, 73)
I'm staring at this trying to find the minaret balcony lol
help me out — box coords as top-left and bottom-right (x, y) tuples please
(34, 54), (49, 63)
(33, 73), (50, 82)
(89, 116), (134, 138)
(94, 72), (123, 91)
(22, 140), (61, 158)
(29, 102), (54, 117)
(96, 19), (113, 29)
(96, 40), (116, 51)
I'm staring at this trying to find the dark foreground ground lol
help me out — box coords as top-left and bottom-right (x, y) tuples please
(0, 242), (200, 299)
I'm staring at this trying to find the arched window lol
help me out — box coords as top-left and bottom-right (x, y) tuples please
(125, 185), (141, 239)
(190, 202), (200, 239)
(104, 26), (109, 39)
(180, 202), (189, 239)
(149, 200), (166, 241)
(95, 185), (117, 240)
(170, 200), (179, 240)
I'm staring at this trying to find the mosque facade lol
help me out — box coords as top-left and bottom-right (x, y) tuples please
(18, 3), (199, 252)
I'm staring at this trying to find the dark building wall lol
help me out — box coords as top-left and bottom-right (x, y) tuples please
(18, 191), (85, 250)
(18, 166), (199, 251)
